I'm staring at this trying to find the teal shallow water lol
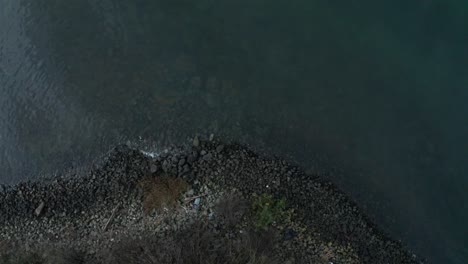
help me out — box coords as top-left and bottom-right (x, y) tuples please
(0, 0), (467, 262)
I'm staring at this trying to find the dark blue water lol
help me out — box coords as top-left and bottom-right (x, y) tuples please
(1, 0), (467, 262)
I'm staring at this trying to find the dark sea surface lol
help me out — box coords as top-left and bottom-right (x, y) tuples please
(0, 0), (467, 262)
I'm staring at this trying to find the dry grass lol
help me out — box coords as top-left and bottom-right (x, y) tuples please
(215, 192), (248, 227)
(0, 247), (84, 264)
(0, 226), (277, 264)
(319, 244), (336, 263)
(104, 221), (278, 264)
(138, 175), (189, 214)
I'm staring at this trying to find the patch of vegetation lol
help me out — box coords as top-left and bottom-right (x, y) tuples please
(215, 192), (248, 227)
(138, 174), (189, 214)
(0, 247), (84, 264)
(251, 194), (292, 230)
(0, 222), (277, 264)
(105, 221), (278, 264)
(0, 252), (43, 264)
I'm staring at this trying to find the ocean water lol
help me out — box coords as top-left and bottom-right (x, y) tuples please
(0, 0), (467, 262)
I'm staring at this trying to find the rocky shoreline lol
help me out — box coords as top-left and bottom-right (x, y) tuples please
(0, 139), (424, 263)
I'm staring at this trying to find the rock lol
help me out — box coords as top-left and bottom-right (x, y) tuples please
(162, 160), (170, 172)
(35, 201), (45, 216)
(150, 164), (158, 173)
(200, 150), (207, 156)
(183, 164), (191, 173)
(193, 136), (200, 147)
(193, 198), (201, 209)
(284, 229), (297, 240)
(178, 159), (186, 166)
(187, 155), (196, 164)
(203, 153), (213, 161)
(216, 145), (224, 153)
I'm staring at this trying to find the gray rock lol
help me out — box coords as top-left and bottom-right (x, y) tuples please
(203, 153), (213, 161)
(193, 136), (200, 147)
(216, 145), (225, 153)
(35, 201), (45, 216)
(162, 160), (170, 172)
(178, 159), (186, 166)
(150, 164), (159, 173)
(183, 164), (191, 173)
(187, 155), (196, 164)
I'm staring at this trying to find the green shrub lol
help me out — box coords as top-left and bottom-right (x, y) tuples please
(251, 194), (292, 230)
